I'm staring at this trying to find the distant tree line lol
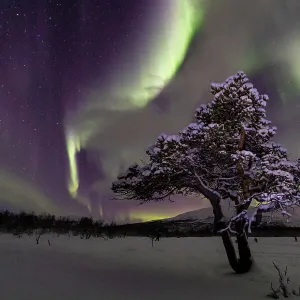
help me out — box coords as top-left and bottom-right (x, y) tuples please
(0, 210), (171, 241)
(0, 210), (300, 244)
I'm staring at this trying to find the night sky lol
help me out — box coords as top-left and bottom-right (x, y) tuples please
(1, 0), (300, 223)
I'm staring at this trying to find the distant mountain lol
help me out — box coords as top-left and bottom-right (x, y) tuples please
(171, 206), (229, 221)
(168, 205), (300, 228)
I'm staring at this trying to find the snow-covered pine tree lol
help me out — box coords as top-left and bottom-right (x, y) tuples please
(112, 71), (300, 274)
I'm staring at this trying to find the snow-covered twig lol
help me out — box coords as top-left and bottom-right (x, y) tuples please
(269, 282), (280, 299)
(218, 210), (248, 235)
(268, 262), (291, 298)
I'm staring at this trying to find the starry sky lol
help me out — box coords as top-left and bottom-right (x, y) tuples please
(1, 0), (300, 223)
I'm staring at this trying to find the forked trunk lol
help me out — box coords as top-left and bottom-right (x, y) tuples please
(213, 202), (253, 274)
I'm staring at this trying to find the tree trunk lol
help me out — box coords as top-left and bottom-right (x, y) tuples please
(214, 202), (253, 274)
(254, 210), (262, 226)
(193, 166), (253, 274)
(234, 219), (253, 273)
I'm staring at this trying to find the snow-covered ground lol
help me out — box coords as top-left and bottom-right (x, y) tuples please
(1, 234), (300, 299)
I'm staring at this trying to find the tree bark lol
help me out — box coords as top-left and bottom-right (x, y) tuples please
(214, 201), (253, 274)
(234, 219), (253, 273)
(193, 168), (253, 274)
(219, 125), (252, 273)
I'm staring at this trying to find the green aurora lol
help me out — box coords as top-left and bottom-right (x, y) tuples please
(65, 0), (206, 213)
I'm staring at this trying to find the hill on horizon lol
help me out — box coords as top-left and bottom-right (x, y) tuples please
(168, 204), (300, 227)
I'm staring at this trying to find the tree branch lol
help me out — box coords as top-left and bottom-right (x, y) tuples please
(193, 170), (221, 204)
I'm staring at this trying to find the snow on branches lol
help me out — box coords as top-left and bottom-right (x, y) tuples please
(112, 71), (300, 233)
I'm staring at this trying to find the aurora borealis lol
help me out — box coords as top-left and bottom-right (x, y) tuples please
(65, 0), (204, 202)
(1, 0), (300, 223)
